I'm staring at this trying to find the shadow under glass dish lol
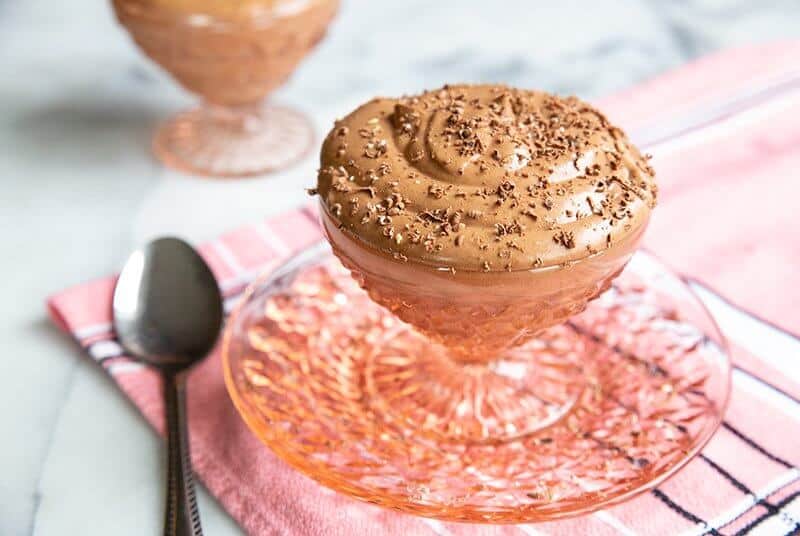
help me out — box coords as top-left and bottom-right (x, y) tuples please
(111, 0), (340, 177)
(222, 241), (730, 523)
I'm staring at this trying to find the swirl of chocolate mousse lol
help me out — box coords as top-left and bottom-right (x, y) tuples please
(315, 84), (657, 272)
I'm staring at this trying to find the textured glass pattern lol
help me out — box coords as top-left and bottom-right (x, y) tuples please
(223, 249), (729, 523)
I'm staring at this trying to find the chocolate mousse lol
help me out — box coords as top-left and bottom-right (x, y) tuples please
(317, 84), (656, 271)
(113, 0), (340, 105)
(314, 85), (657, 360)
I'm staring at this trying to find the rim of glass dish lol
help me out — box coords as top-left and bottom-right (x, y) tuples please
(318, 200), (652, 276)
(114, 0), (337, 31)
(221, 242), (732, 523)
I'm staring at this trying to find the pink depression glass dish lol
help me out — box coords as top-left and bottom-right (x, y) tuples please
(222, 241), (730, 523)
(112, 0), (340, 177)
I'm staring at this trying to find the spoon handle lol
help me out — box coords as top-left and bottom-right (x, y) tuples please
(163, 371), (203, 536)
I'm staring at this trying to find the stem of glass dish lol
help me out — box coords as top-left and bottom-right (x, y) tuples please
(205, 102), (266, 133)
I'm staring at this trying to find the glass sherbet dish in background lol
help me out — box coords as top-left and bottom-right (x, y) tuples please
(222, 85), (731, 522)
(112, 0), (340, 177)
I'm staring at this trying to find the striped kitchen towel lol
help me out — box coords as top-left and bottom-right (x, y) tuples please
(47, 41), (800, 535)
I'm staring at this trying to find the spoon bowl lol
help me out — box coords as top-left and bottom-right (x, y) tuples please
(113, 237), (223, 369)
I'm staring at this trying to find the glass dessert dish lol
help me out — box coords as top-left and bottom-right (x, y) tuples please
(222, 242), (730, 522)
(222, 85), (731, 522)
(320, 206), (650, 442)
(112, 0), (340, 177)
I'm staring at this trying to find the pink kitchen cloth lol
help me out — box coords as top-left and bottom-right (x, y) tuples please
(48, 41), (800, 535)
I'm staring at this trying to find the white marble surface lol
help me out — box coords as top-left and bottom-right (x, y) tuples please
(2, 1), (800, 534)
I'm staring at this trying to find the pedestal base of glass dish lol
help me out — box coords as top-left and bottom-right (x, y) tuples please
(153, 102), (313, 178)
(364, 327), (588, 443)
(222, 243), (730, 523)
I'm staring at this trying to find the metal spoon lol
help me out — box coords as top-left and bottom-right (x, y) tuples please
(113, 237), (223, 536)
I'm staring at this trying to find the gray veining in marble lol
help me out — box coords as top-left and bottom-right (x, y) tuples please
(1, 1), (799, 534)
